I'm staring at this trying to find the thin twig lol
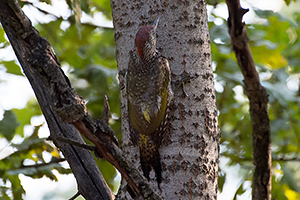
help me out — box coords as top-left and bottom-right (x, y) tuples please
(17, 158), (66, 169)
(57, 136), (96, 151)
(23, 1), (113, 30)
(69, 191), (81, 200)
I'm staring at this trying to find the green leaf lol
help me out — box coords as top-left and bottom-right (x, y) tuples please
(0, 60), (23, 76)
(0, 186), (11, 200)
(284, 186), (300, 199)
(0, 110), (20, 141)
(281, 166), (300, 193)
(235, 182), (245, 196)
(218, 173), (225, 193)
(92, 0), (112, 19)
(284, 0), (292, 6)
(254, 9), (276, 19)
(251, 45), (287, 69)
(7, 175), (25, 200)
(12, 100), (42, 137)
(96, 159), (118, 193)
(0, 27), (6, 43)
(40, 0), (52, 4)
(272, 175), (288, 200)
(206, 0), (222, 6)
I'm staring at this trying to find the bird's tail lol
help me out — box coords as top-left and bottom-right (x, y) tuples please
(139, 135), (162, 186)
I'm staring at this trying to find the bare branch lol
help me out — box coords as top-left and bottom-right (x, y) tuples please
(14, 158), (66, 169)
(220, 154), (300, 162)
(102, 95), (110, 124)
(57, 136), (96, 151)
(225, 1), (271, 200)
(23, 1), (113, 30)
(69, 191), (81, 200)
(273, 157), (300, 162)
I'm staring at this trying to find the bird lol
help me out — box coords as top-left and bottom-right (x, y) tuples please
(126, 18), (173, 186)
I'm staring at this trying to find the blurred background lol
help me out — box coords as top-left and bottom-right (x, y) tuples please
(1, 0), (300, 199)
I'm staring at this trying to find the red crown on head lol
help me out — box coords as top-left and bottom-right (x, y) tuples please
(135, 26), (153, 58)
(135, 18), (159, 58)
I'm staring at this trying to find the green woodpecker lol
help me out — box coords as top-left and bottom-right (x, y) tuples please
(127, 18), (173, 185)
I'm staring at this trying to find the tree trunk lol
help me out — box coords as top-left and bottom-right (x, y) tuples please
(111, 0), (220, 199)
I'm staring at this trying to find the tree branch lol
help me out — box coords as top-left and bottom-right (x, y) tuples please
(220, 154), (300, 162)
(0, 1), (114, 199)
(23, 1), (113, 30)
(21, 158), (66, 168)
(69, 191), (81, 200)
(0, 0), (161, 199)
(225, 1), (271, 200)
(56, 136), (96, 151)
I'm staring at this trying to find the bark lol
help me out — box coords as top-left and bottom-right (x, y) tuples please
(0, 0), (162, 199)
(225, 1), (271, 200)
(111, 0), (220, 199)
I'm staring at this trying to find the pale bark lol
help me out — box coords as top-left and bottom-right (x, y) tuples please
(111, 0), (220, 199)
(0, 0), (165, 198)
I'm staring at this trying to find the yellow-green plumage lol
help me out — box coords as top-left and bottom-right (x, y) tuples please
(127, 18), (172, 186)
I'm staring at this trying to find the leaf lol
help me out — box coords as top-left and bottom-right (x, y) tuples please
(0, 186), (11, 200)
(284, 186), (300, 200)
(0, 60), (23, 76)
(37, 165), (58, 181)
(281, 166), (300, 193)
(7, 167), (37, 176)
(254, 9), (276, 19)
(7, 175), (25, 200)
(252, 45), (287, 69)
(272, 175), (288, 200)
(12, 100), (42, 137)
(52, 164), (72, 175)
(0, 110), (20, 141)
(284, 0), (292, 6)
(235, 182), (245, 195)
(206, 0), (221, 6)
(92, 0), (112, 19)
(40, 0), (52, 4)
(218, 173), (226, 193)
(11, 137), (45, 152)
(0, 27), (6, 43)
(96, 159), (118, 192)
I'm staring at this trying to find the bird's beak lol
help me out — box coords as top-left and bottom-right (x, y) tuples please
(152, 17), (159, 30)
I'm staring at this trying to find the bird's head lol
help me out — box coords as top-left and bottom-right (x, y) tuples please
(135, 18), (159, 59)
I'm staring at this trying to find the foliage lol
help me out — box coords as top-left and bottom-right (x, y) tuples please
(0, 108), (70, 199)
(1, 0), (300, 199)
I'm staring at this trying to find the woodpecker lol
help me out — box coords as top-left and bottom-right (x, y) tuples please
(127, 18), (172, 186)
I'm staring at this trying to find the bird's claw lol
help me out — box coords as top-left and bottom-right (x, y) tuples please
(173, 74), (194, 97)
